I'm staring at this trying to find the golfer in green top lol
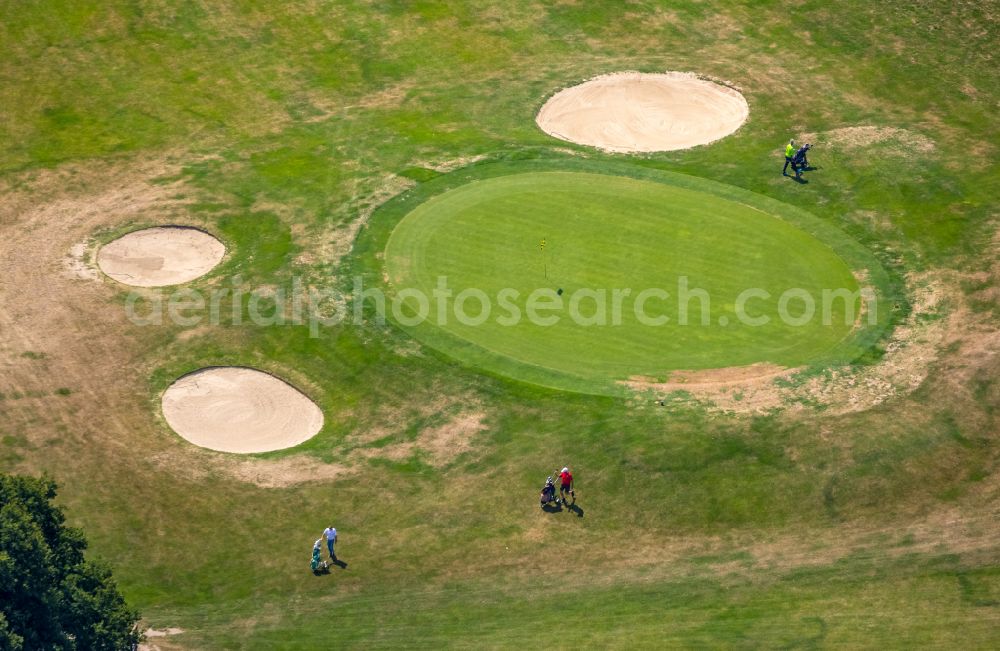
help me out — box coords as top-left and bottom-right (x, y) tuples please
(783, 139), (796, 176)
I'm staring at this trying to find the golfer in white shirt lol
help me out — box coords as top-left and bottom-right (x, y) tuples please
(322, 526), (338, 560)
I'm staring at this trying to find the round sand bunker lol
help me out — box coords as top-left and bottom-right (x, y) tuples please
(536, 72), (749, 153)
(161, 367), (324, 453)
(97, 226), (225, 287)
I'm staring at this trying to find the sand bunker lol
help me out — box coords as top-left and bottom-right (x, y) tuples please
(97, 226), (225, 286)
(536, 72), (749, 153)
(161, 367), (324, 453)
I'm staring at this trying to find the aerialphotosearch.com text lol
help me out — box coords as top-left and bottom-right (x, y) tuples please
(124, 275), (878, 337)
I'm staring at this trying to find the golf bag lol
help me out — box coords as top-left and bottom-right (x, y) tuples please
(792, 146), (812, 173)
(311, 542), (330, 574)
(540, 482), (557, 507)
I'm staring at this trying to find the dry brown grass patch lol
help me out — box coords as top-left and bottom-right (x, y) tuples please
(803, 125), (936, 154)
(848, 209), (894, 233)
(0, 155), (196, 467)
(293, 174), (414, 268)
(626, 363), (793, 392)
(353, 409), (488, 468)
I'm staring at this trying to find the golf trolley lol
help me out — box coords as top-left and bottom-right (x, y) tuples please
(540, 480), (559, 509)
(793, 145), (813, 174)
(311, 541), (331, 574)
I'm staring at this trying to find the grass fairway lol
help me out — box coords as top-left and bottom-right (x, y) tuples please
(383, 165), (885, 393)
(1, 1), (997, 649)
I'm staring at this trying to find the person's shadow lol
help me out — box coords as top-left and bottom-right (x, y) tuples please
(792, 175), (809, 184)
(312, 559), (348, 576)
(541, 498), (584, 517)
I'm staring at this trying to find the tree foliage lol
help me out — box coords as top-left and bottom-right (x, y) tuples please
(0, 474), (140, 650)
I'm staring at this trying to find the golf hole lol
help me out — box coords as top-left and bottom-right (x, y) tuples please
(536, 71), (749, 153)
(97, 226), (225, 287)
(161, 367), (324, 453)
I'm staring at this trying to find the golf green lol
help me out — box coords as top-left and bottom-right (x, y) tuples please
(382, 168), (883, 394)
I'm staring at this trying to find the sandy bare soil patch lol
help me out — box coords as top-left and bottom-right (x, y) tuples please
(536, 71), (749, 153)
(625, 363), (794, 392)
(138, 626), (184, 651)
(97, 226), (225, 287)
(161, 367), (324, 453)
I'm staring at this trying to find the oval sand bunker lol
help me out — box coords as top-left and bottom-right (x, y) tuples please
(98, 227), (225, 287)
(162, 367), (324, 453)
(536, 72), (749, 153)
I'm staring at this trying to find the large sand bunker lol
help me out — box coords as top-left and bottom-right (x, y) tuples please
(97, 226), (225, 286)
(161, 367), (324, 453)
(536, 72), (749, 153)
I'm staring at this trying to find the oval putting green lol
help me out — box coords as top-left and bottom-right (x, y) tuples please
(380, 166), (886, 395)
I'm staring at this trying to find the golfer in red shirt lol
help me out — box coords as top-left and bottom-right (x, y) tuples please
(558, 467), (574, 505)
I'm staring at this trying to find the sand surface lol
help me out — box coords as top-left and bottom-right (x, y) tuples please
(536, 72), (749, 153)
(97, 226), (225, 286)
(161, 367), (324, 453)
